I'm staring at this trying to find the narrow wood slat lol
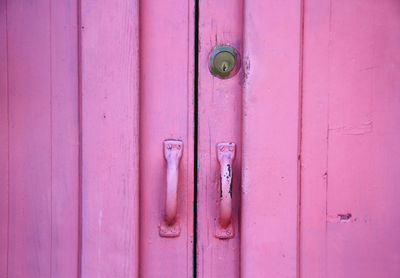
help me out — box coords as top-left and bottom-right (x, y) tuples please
(7, 1), (52, 276)
(241, 1), (303, 277)
(0, 2), (9, 276)
(139, 0), (195, 277)
(299, 0), (330, 276)
(50, 1), (80, 277)
(80, 1), (140, 277)
(197, 0), (243, 276)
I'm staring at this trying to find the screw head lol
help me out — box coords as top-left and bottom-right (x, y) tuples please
(209, 45), (240, 79)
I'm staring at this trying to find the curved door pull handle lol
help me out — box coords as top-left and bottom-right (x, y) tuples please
(216, 142), (236, 239)
(159, 140), (183, 237)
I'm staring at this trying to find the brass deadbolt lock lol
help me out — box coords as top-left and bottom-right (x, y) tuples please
(209, 45), (240, 79)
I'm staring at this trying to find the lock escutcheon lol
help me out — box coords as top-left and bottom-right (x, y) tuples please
(209, 45), (240, 79)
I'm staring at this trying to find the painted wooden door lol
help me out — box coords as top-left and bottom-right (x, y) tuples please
(1, 0), (194, 277)
(1, 0), (400, 278)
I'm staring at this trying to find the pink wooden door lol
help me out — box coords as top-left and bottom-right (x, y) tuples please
(1, 1), (400, 278)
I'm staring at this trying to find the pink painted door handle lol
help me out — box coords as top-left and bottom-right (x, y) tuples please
(216, 142), (236, 239)
(159, 140), (183, 237)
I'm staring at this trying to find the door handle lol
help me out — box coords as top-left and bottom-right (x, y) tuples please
(216, 142), (236, 239)
(159, 139), (183, 237)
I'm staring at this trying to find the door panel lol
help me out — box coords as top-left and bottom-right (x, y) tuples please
(241, 1), (302, 277)
(80, 1), (140, 277)
(1, 1), (400, 278)
(1, 1), (80, 277)
(7, 1), (54, 276)
(139, 0), (194, 277)
(301, 1), (400, 277)
(197, 0), (243, 277)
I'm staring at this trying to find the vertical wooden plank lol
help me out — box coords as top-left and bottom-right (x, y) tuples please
(139, 0), (194, 277)
(5, 1), (80, 277)
(7, 0), (52, 277)
(300, 0), (330, 277)
(324, 1), (398, 277)
(326, 3), (400, 275)
(0, 1), (9, 276)
(302, 1), (400, 277)
(197, 0), (243, 277)
(241, 1), (302, 277)
(51, 1), (79, 277)
(80, 1), (140, 277)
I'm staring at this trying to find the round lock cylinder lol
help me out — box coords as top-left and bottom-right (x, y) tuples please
(209, 45), (241, 79)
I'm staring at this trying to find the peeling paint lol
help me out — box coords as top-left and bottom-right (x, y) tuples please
(327, 213), (357, 223)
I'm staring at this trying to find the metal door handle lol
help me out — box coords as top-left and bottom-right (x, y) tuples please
(216, 142), (235, 239)
(159, 140), (182, 237)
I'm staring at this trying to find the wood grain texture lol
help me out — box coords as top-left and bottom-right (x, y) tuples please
(7, 1), (52, 275)
(50, 1), (79, 277)
(139, 0), (194, 277)
(197, 0), (243, 277)
(300, 0), (330, 276)
(80, 0), (140, 277)
(301, 1), (400, 277)
(241, 1), (302, 277)
(3, 0), (79, 277)
(0, 1), (9, 277)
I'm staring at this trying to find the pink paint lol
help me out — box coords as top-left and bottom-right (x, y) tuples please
(241, 1), (302, 277)
(1, 0), (400, 277)
(0, 4), (8, 278)
(159, 140), (183, 238)
(2, 1), (79, 277)
(215, 142), (236, 239)
(139, 0), (195, 276)
(80, 0), (140, 277)
(197, 0), (243, 276)
(301, 1), (400, 277)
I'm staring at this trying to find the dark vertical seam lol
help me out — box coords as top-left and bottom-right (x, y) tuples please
(297, 0), (305, 277)
(193, 0), (199, 277)
(77, 0), (83, 276)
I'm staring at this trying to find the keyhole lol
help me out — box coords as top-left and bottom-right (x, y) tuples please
(221, 61), (228, 72)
